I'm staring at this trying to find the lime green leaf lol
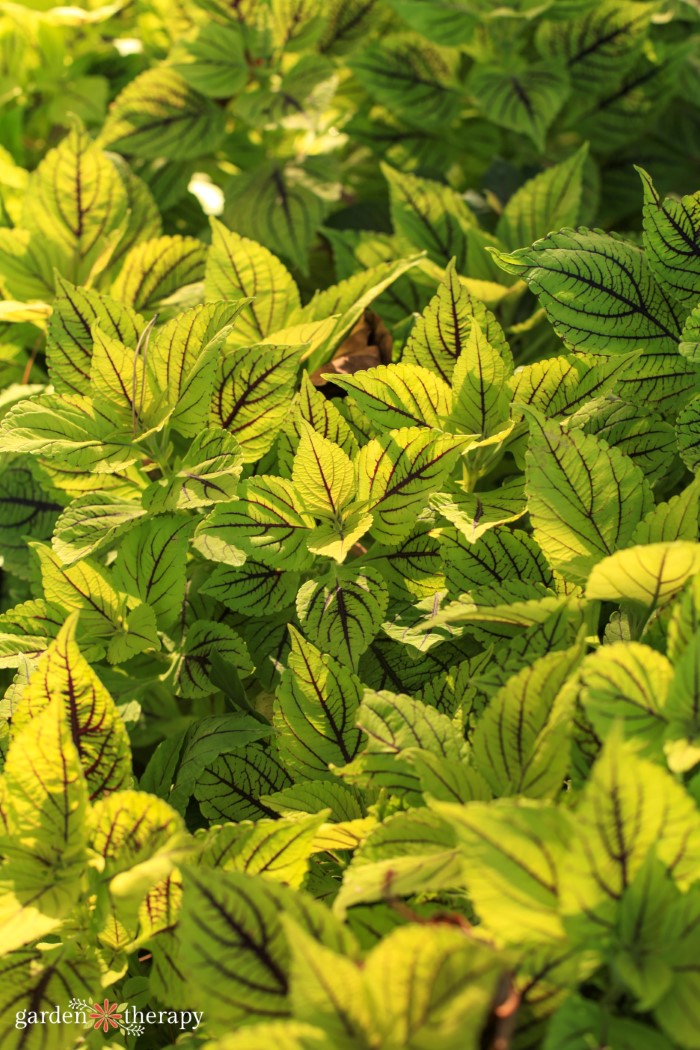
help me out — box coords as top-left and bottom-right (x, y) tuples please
(278, 372), (358, 472)
(561, 731), (700, 928)
(47, 275), (143, 396)
(201, 561), (299, 617)
(147, 300), (249, 436)
(676, 394), (700, 473)
(296, 565), (388, 668)
(429, 798), (570, 943)
(194, 742), (292, 822)
(357, 427), (469, 544)
(524, 410), (653, 580)
(330, 363), (452, 432)
(0, 599), (65, 668)
(195, 475), (315, 570)
(358, 688), (465, 760)
(469, 63), (569, 150)
(403, 259), (509, 384)
(114, 515), (192, 630)
(663, 633), (700, 773)
(212, 343), (302, 461)
(112, 235), (207, 313)
(1, 698), (88, 930)
(366, 524), (443, 601)
(536, 1), (652, 96)
(382, 164), (476, 270)
(274, 628), (363, 779)
(639, 167), (700, 306)
(24, 124), (127, 282)
(385, 0), (476, 45)
(471, 644), (583, 798)
(353, 41), (461, 130)
(0, 395), (139, 472)
(204, 219), (300, 345)
(679, 302), (700, 364)
(51, 491), (146, 564)
(577, 642), (671, 759)
(173, 22), (248, 98)
(177, 621), (253, 699)
(492, 229), (683, 355)
(292, 421), (356, 520)
(632, 477), (700, 546)
(144, 428), (243, 511)
(178, 866), (354, 1032)
(431, 478), (527, 542)
(571, 397), (676, 486)
(440, 527), (553, 598)
(100, 68), (226, 159)
(201, 812), (325, 887)
(450, 319), (512, 438)
(586, 542), (700, 609)
(362, 923), (501, 1049)
(545, 997), (674, 1050)
(14, 614), (132, 799)
(497, 145), (589, 251)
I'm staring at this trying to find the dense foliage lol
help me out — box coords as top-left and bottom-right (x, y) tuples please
(2, 1), (700, 1048)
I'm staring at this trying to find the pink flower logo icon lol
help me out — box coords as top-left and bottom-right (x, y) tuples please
(88, 999), (123, 1033)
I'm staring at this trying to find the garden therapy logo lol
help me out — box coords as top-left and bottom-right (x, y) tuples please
(14, 998), (204, 1034)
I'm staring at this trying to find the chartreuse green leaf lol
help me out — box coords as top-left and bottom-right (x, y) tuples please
(177, 621), (253, 699)
(677, 395), (700, 473)
(544, 997), (674, 1050)
(679, 303), (700, 364)
(0, 599), (65, 669)
(439, 527), (553, 598)
(99, 68), (226, 159)
(292, 422), (372, 562)
(639, 167), (700, 306)
(357, 427), (469, 545)
(432, 478), (527, 542)
(0, 395), (139, 473)
(113, 515), (192, 630)
(450, 319), (512, 438)
(177, 866), (355, 1032)
(577, 642), (672, 760)
(194, 742), (293, 823)
(492, 228), (684, 355)
(274, 627), (363, 779)
(278, 372), (358, 471)
(469, 63), (569, 150)
(13, 613), (132, 799)
(23, 123), (127, 282)
(403, 260), (510, 384)
(429, 797), (570, 943)
(334, 809), (462, 917)
(199, 811), (325, 888)
(632, 477), (700, 546)
(571, 397), (676, 487)
(195, 474), (315, 570)
(172, 22), (248, 98)
(205, 219), (301, 346)
(353, 40), (461, 131)
(211, 343), (302, 462)
(0, 698), (88, 953)
(664, 633), (700, 773)
(561, 731), (700, 932)
(587, 542), (700, 610)
(386, 0), (476, 45)
(471, 643), (583, 799)
(497, 145), (589, 251)
(524, 409), (653, 581)
(90, 323), (162, 432)
(202, 560), (299, 617)
(330, 363), (452, 431)
(536, 1), (652, 96)
(112, 235), (207, 313)
(144, 428), (243, 511)
(47, 275), (143, 396)
(382, 164), (476, 271)
(296, 565), (388, 668)
(146, 300), (249, 436)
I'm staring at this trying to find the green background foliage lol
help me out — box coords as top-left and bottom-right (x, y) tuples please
(0, 1), (700, 1048)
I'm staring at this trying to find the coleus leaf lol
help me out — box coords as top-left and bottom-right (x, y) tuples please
(176, 620), (253, 699)
(99, 68), (226, 159)
(194, 742), (293, 822)
(296, 565), (389, 668)
(144, 428), (243, 511)
(586, 542), (700, 610)
(211, 343), (302, 462)
(638, 167), (700, 307)
(330, 363), (452, 431)
(492, 228), (684, 356)
(449, 319), (512, 438)
(47, 275), (143, 397)
(23, 123), (128, 283)
(274, 627), (363, 780)
(204, 219), (301, 346)
(469, 63), (569, 151)
(278, 372), (358, 472)
(352, 40), (461, 130)
(113, 514), (193, 631)
(356, 427), (470, 544)
(201, 561), (299, 617)
(200, 811), (325, 888)
(402, 259), (510, 384)
(51, 491), (146, 564)
(112, 235), (207, 313)
(12, 614), (132, 800)
(524, 409), (653, 581)
(439, 527), (553, 598)
(496, 144), (589, 252)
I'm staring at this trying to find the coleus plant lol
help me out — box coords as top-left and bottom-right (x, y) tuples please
(0, 102), (700, 1050)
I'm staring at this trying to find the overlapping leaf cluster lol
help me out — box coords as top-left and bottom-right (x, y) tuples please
(1, 2), (700, 1050)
